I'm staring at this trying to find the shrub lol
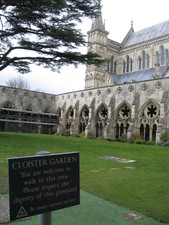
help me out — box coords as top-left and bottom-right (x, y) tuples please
(160, 129), (169, 142)
(128, 132), (141, 143)
(118, 133), (127, 142)
(79, 132), (86, 138)
(48, 126), (57, 134)
(145, 140), (155, 145)
(134, 137), (145, 144)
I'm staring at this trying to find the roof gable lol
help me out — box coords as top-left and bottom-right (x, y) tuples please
(124, 20), (169, 47)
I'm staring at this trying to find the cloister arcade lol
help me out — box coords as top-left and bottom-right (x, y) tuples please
(62, 100), (160, 141)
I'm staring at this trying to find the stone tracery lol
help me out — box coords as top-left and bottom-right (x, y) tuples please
(139, 101), (160, 141)
(66, 107), (74, 131)
(115, 103), (131, 139)
(79, 105), (89, 133)
(95, 104), (108, 138)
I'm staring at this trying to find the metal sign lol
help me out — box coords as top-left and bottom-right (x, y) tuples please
(8, 152), (80, 221)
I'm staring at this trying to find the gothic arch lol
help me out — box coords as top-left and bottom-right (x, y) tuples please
(123, 60), (126, 73)
(160, 46), (165, 65)
(66, 106), (74, 130)
(138, 56), (142, 70)
(1, 101), (16, 109)
(79, 105), (89, 133)
(115, 101), (132, 118)
(114, 101), (131, 139)
(142, 50), (146, 69)
(43, 105), (51, 113)
(24, 104), (33, 111)
(95, 103), (108, 138)
(126, 55), (130, 72)
(138, 100), (160, 141)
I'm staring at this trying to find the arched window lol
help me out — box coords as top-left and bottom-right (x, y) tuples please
(166, 49), (168, 64)
(130, 59), (132, 72)
(79, 106), (89, 134)
(110, 56), (114, 73)
(120, 123), (124, 136)
(147, 54), (149, 68)
(152, 124), (157, 141)
(139, 101), (160, 141)
(161, 46), (164, 65)
(115, 103), (131, 139)
(116, 123), (119, 139)
(140, 124), (144, 139)
(123, 61), (126, 73)
(114, 61), (117, 74)
(127, 56), (129, 72)
(156, 51), (160, 65)
(95, 105), (108, 138)
(107, 60), (110, 71)
(138, 57), (142, 70)
(142, 51), (145, 69)
(145, 124), (150, 141)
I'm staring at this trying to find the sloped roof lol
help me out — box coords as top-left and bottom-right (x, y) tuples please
(110, 67), (165, 84)
(124, 20), (169, 47)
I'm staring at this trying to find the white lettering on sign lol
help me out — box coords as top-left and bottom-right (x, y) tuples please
(11, 155), (78, 170)
(12, 159), (47, 169)
(49, 155), (78, 165)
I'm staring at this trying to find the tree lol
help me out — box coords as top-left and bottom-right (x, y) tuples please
(6, 75), (30, 89)
(0, 0), (102, 74)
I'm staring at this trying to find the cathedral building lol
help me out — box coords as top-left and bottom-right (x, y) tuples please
(1, 7), (169, 143)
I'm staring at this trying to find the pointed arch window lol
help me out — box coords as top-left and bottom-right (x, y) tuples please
(107, 60), (110, 71)
(161, 46), (164, 65)
(126, 56), (129, 72)
(110, 56), (114, 73)
(130, 59), (133, 72)
(138, 57), (142, 70)
(115, 103), (131, 139)
(166, 49), (168, 64)
(123, 61), (126, 73)
(95, 105), (108, 138)
(147, 54), (149, 68)
(139, 101), (160, 141)
(142, 51), (145, 69)
(114, 61), (117, 74)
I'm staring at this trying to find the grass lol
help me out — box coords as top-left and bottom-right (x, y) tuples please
(0, 132), (169, 223)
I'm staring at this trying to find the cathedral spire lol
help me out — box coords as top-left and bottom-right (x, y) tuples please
(91, 2), (105, 32)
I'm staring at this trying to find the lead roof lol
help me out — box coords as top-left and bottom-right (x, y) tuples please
(124, 20), (169, 47)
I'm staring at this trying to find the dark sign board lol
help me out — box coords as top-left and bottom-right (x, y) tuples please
(8, 152), (80, 221)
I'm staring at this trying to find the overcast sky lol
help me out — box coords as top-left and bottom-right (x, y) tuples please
(1, 0), (169, 94)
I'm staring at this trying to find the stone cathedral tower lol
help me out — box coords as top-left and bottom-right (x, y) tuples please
(85, 7), (110, 89)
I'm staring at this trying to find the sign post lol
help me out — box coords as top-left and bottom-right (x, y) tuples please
(8, 152), (80, 222)
(37, 151), (51, 225)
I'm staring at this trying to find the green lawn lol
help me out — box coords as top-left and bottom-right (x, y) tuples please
(0, 132), (169, 223)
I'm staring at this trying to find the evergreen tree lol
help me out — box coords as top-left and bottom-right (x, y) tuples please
(0, 0), (101, 73)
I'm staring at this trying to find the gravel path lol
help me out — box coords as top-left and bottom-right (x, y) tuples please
(0, 194), (9, 224)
